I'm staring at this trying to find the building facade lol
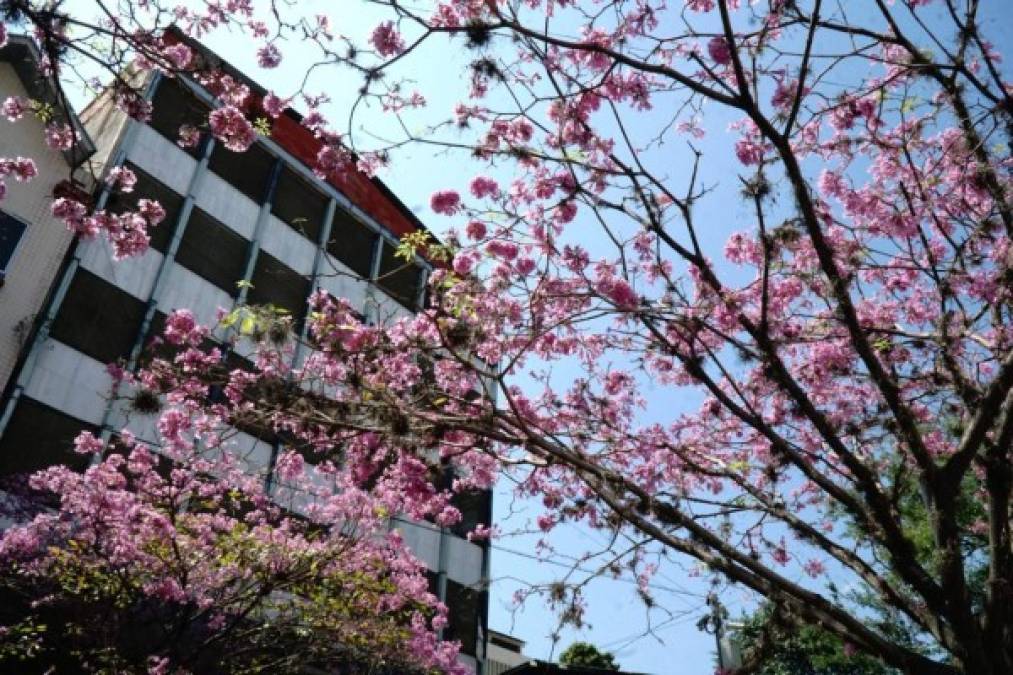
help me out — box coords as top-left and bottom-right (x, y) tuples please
(486, 631), (530, 675)
(0, 35), (95, 398)
(0, 35), (490, 673)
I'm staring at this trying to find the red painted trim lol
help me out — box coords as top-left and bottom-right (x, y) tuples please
(163, 28), (420, 240)
(265, 111), (417, 238)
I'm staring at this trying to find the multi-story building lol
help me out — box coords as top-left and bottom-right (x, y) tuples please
(0, 34), (95, 398)
(486, 631), (530, 675)
(0, 32), (490, 673)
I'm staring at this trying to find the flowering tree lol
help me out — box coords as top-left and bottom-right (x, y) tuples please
(2, 1), (1012, 674)
(0, 313), (464, 674)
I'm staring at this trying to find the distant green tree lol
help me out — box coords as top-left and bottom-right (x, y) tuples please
(731, 472), (989, 674)
(559, 642), (620, 670)
(733, 605), (895, 675)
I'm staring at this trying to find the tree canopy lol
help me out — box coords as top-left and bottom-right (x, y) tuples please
(559, 642), (620, 670)
(1, 1), (1011, 673)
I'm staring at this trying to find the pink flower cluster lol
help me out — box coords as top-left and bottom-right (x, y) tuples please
(208, 105), (256, 152)
(256, 43), (282, 68)
(370, 21), (405, 57)
(469, 175), (500, 199)
(2, 96), (29, 121)
(430, 189), (461, 215)
(44, 123), (75, 151)
(0, 156), (37, 201)
(51, 193), (165, 259)
(105, 165), (137, 192)
(707, 37), (732, 65)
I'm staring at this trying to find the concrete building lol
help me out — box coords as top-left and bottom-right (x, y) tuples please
(0, 32), (490, 673)
(0, 35), (95, 397)
(487, 631), (530, 675)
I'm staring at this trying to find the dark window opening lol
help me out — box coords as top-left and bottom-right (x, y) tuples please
(272, 166), (328, 243)
(104, 164), (184, 253)
(0, 398), (97, 476)
(208, 141), (277, 205)
(0, 210), (28, 274)
(377, 241), (422, 309)
(175, 207), (248, 296)
(445, 579), (481, 656)
(450, 489), (493, 540)
(326, 210), (376, 280)
(148, 79), (210, 157)
(248, 251), (311, 328)
(49, 269), (146, 364)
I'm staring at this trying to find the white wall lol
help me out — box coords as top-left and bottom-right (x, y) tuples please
(0, 63), (80, 392)
(126, 123), (197, 195)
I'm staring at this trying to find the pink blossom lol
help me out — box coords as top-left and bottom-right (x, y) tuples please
(177, 125), (201, 149)
(772, 540), (790, 565)
(161, 44), (193, 69)
(51, 197), (88, 225)
(0, 157), (37, 182)
(515, 257), (536, 276)
(687, 1), (716, 11)
(208, 106), (256, 152)
(73, 431), (105, 455)
(2, 96), (28, 121)
(707, 37), (731, 65)
(105, 212), (151, 259)
(596, 276), (638, 309)
(315, 144), (351, 179)
(430, 189), (461, 216)
(105, 166), (137, 193)
(469, 176), (500, 199)
(803, 558), (826, 578)
(163, 309), (205, 346)
(114, 88), (153, 122)
(554, 201), (578, 224)
(256, 43), (282, 68)
(452, 250), (478, 276)
(370, 21), (405, 57)
(45, 123), (75, 151)
(275, 450), (305, 482)
(734, 138), (764, 165)
(487, 240), (519, 261)
(137, 199), (167, 226)
(262, 92), (288, 118)
(465, 219), (487, 240)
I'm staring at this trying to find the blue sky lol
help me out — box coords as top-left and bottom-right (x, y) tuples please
(52, 1), (1013, 673)
(171, 6), (731, 668)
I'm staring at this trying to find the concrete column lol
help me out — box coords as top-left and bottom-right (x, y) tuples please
(233, 158), (284, 310)
(292, 197), (337, 364)
(363, 234), (385, 323)
(96, 134), (218, 442)
(415, 266), (430, 311)
(265, 196), (337, 493)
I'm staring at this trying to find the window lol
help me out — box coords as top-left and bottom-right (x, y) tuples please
(148, 79), (211, 157)
(104, 164), (185, 253)
(0, 210), (28, 276)
(49, 269), (147, 364)
(248, 251), (311, 327)
(208, 141), (277, 204)
(450, 489), (493, 540)
(272, 166), (329, 242)
(0, 398), (97, 476)
(445, 579), (481, 656)
(377, 240), (422, 309)
(326, 210), (377, 280)
(175, 208), (249, 296)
